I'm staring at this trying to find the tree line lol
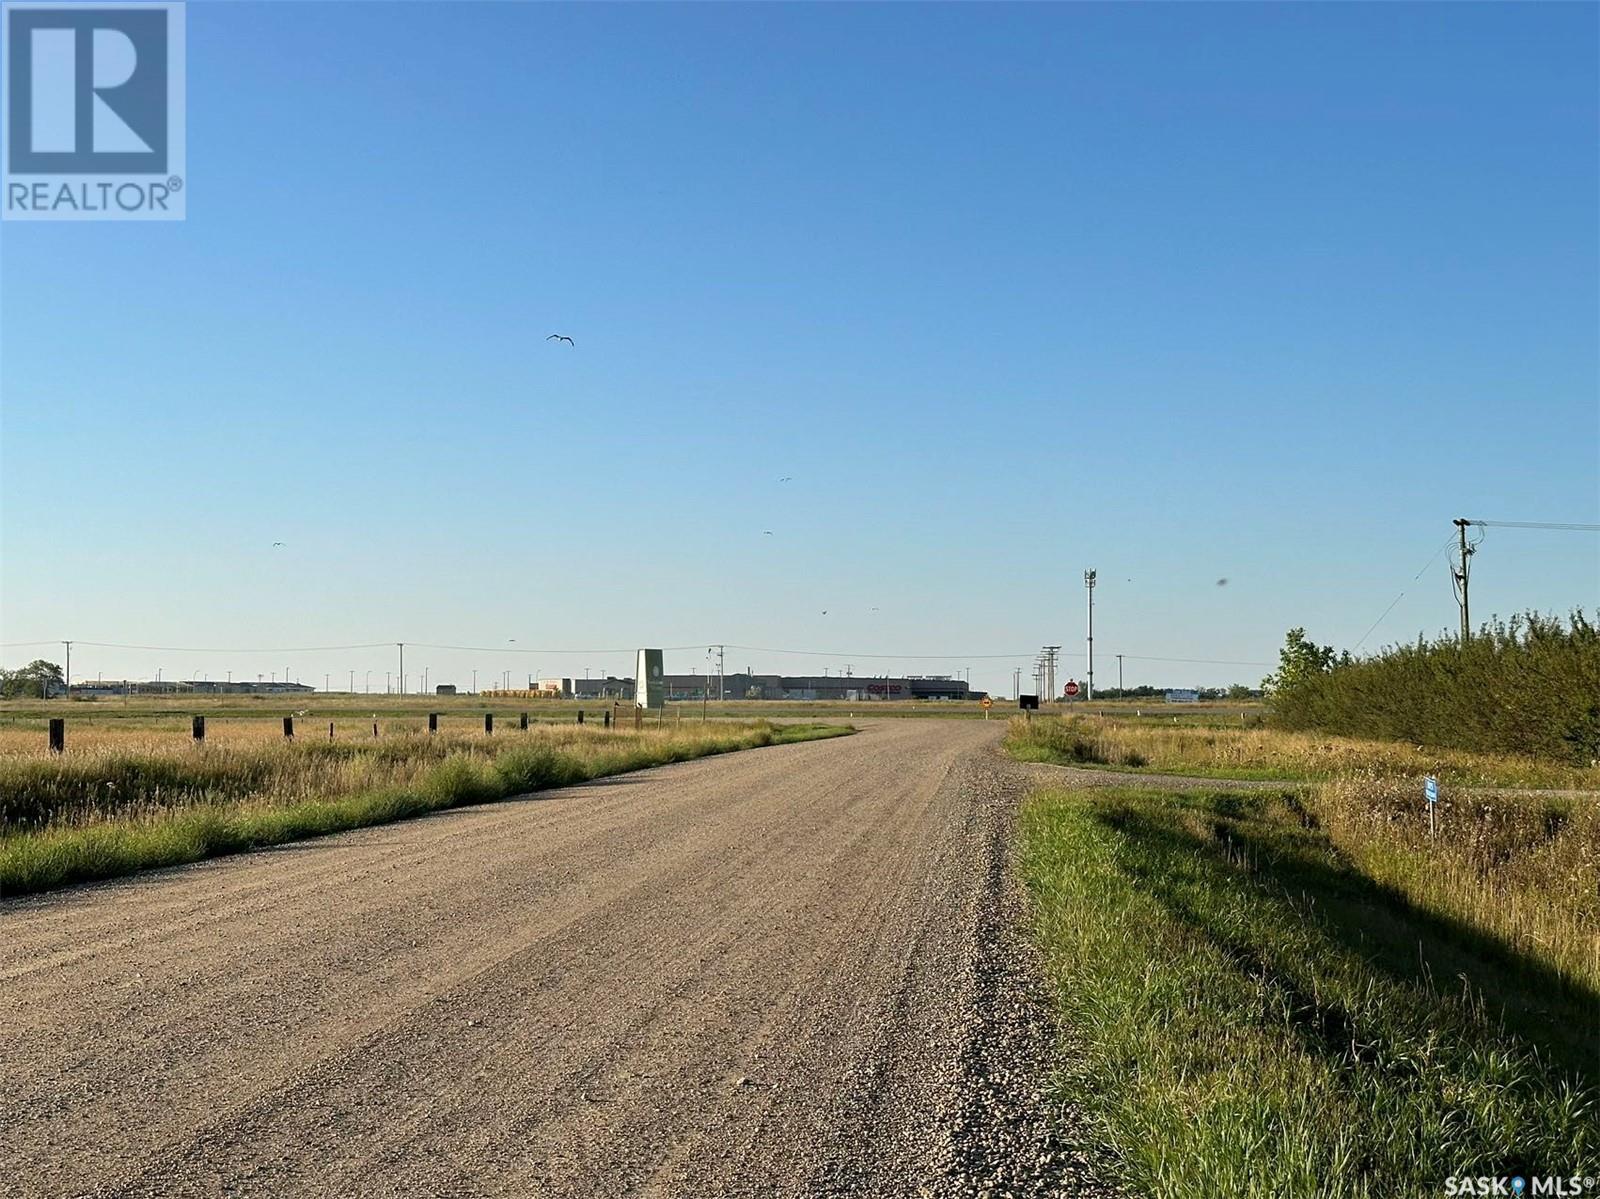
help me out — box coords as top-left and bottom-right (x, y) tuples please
(1263, 612), (1600, 763)
(0, 660), (64, 699)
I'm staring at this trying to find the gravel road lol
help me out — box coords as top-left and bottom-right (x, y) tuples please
(1, 720), (1117, 1198)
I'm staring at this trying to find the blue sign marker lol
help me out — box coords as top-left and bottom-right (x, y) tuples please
(1424, 775), (1439, 804)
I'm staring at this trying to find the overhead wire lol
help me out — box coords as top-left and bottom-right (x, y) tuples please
(1353, 533), (1458, 652)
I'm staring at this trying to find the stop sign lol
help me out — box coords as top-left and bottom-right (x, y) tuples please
(1064, 680), (1080, 698)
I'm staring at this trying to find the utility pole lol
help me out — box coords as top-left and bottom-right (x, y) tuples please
(348, 669), (354, 693)
(1084, 569), (1097, 701)
(1116, 653), (1124, 696)
(398, 643), (405, 696)
(708, 644), (725, 701)
(1038, 646), (1060, 702)
(62, 640), (70, 699)
(1452, 518), (1473, 642)
(1013, 666), (1021, 698)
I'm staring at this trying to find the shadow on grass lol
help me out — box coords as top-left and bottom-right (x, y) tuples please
(1094, 793), (1599, 1089)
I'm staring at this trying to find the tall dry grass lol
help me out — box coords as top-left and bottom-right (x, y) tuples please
(0, 720), (850, 895)
(1007, 714), (1600, 789)
(1315, 773), (1600, 997)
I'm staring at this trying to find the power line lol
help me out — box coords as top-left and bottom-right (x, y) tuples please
(723, 644), (1035, 660)
(407, 642), (708, 656)
(1352, 533), (1458, 652)
(66, 640), (394, 653)
(2, 638), (1273, 670)
(1114, 653), (1273, 667)
(1463, 520), (1600, 532)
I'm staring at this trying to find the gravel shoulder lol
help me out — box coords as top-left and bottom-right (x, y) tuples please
(1, 719), (1114, 1198)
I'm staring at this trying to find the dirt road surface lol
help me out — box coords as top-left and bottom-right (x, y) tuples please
(1, 720), (1113, 1198)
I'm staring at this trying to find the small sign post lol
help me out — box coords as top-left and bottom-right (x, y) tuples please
(1424, 775), (1438, 839)
(1064, 680), (1080, 699)
(980, 696), (993, 720)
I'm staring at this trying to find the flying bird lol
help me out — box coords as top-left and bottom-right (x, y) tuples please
(821, 610), (828, 615)
(778, 476), (793, 483)
(272, 542), (285, 547)
(763, 531), (774, 536)
(1216, 578), (1229, 587)
(546, 334), (575, 346)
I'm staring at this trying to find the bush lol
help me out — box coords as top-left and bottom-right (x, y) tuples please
(1266, 612), (1600, 764)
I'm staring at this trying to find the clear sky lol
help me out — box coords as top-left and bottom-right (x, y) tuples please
(2, 1), (1596, 698)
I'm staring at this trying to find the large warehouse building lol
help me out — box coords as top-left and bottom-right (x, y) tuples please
(547, 673), (982, 702)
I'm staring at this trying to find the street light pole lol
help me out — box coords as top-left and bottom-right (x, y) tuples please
(1084, 569), (1097, 701)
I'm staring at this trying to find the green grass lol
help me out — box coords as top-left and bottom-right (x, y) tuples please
(0, 721), (850, 897)
(1019, 786), (1599, 1197)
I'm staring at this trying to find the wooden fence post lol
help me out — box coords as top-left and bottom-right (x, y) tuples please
(48, 718), (64, 754)
(484, 713), (494, 735)
(283, 716), (294, 739)
(428, 713), (438, 734)
(192, 715), (205, 742)
(520, 712), (528, 730)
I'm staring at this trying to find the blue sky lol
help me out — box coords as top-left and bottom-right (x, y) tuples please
(2, 1), (1596, 697)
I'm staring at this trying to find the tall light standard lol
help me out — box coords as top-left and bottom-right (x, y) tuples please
(365, 670), (371, 693)
(1084, 569), (1097, 702)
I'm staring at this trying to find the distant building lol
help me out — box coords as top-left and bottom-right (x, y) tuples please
(549, 673), (983, 702)
(435, 684), (457, 696)
(69, 680), (315, 697)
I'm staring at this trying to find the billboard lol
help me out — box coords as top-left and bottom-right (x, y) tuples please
(1165, 689), (1200, 703)
(636, 649), (664, 709)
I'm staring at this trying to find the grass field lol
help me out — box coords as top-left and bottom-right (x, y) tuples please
(0, 692), (999, 731)
(1020, 784), (1600, 1197)
(0, 710), (851, 897)
(1006, 713), (1600, 790)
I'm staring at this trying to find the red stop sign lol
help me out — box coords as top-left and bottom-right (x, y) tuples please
(1064, 680), (1080, 697)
